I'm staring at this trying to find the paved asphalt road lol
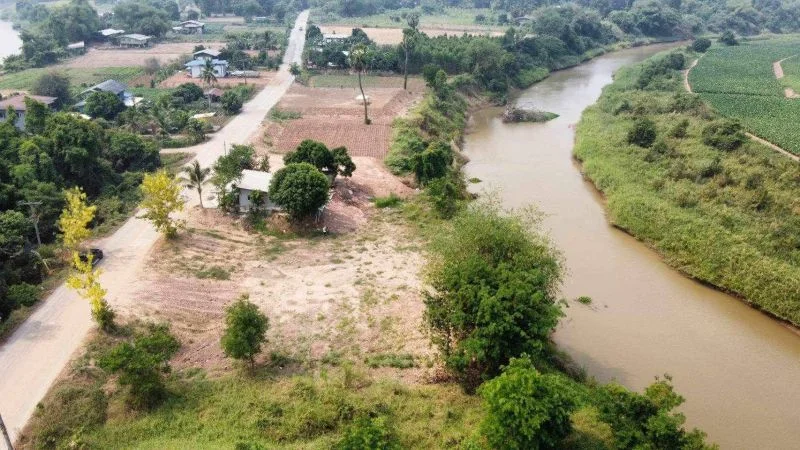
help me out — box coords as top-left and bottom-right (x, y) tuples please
(0, 9), (308, 445)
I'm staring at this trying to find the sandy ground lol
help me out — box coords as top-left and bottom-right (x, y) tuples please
(319, 25), (503, 45)
(128, 161), (426, 379)
(772, 55), (800, 98)
(159, 70), (277, 88)
(0, 11), (310, 446)
(264, 82), (423, 157)
(55, 42), (227, 69)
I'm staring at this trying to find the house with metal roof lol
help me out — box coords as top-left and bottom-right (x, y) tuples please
(119, 34), (152, 48)
(0, 95), (57, 130)
(77, 79), (140, 110)
(193, 49), (221, 61)
(186, 58), (228, 78)
(226, 170), (277, 212)
(173, 20), (205, 34)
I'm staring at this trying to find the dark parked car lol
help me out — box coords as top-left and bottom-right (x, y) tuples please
(78, 248), (104, 266)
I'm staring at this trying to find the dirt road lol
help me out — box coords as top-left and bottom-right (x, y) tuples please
(0, 10), (309, 446)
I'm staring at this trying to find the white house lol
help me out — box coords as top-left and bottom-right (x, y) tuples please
(0, 95), (57, 130)
(226, 170), (277, 212)
(322, 33), (348, 45)
(185, 58), (229, 78)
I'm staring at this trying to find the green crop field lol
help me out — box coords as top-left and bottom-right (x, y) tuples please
(688, 37), (800, 154)
(311, 7), (505, 30)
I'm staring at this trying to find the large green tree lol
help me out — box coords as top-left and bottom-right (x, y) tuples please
(269, 163), (330, 219)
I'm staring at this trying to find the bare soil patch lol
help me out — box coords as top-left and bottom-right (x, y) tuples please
(55, 42), (227, 69)
(263, 83), (422, 158)
(127, 170), (427, 380)
(159, 70), (277, 88)
(319, 25), (503, 45)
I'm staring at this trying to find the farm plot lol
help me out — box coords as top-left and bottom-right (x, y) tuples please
(317, 25), (503, 45)
(689, 37), (800, 155)
(55, 42), (226, 69)
(264, 80), (423, 158)
(0, 66), (145, 95)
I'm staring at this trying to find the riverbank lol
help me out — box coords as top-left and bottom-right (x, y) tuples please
(461, 44), (800, 449)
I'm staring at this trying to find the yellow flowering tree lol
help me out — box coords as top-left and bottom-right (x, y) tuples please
(140, 170), (186, 239)
(59, 188), (115, 331)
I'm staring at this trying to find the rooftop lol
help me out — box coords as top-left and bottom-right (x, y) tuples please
(0, 95), (57, 111)
(194, 49), (221, 57)
(120, 33), (151, 41)
(82, 79), (128, 95)
(98, 28), (125, 36)
(232, 170), (272, 192)
(185, 59), (228, 67)
(322, 34), (348, 40)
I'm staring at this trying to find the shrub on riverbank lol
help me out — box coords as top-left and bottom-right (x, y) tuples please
(575, 49), (800, 324)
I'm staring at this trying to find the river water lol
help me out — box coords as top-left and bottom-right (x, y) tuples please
(0, 19), (21, 61)
(463, 44), (800, 450)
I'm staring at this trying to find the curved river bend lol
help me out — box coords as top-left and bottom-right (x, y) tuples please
(463, 44), (800, 450)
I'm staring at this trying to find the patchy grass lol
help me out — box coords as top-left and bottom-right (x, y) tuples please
(309, 74), (426, 89)
(194, 265), (232, 280)
(269, 107), (302, 122)
(374, 193), (403, 208)
(0, 66), (144, 94)
(365, 353), (416, 369)
(576, 296), (593, 305)
(160, 152), (195, 175)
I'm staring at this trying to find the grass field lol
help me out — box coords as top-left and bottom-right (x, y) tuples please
(0, 66), (144, 94)
(576, 50), (800, 325)
(688, 37), (800, 154)
(309, 73), (426, 90)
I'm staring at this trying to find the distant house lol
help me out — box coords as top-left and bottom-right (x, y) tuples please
(119, 34), (152, 48)
(227, 170), (277, 212)
(77, 79), (140, 109)
(185, 59), (228, 78)
(0, 95), (57, 130)
(66, 41), (85, 55)
(322, 33), (348, 45)
(98, 28), (125, 40)
(173, 20), (205, 34)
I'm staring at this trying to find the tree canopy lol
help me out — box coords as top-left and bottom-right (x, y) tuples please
(269, 163), (330, 219)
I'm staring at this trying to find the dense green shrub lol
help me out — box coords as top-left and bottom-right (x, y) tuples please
(84, 91), (125, 120)
(720, 30), (738, 46)
(221, 294), (269, 369)
(7, 283), (39, 307)
(412, 141), (453, 185)
(480, 356), (576, 450)
(284, 140), (356, 179)
(335, 416), (400, 450)
(221, 91), (243, 114)
(423, 201), (563, 392)
(691, 38), (712, 53)
(701, 120), (745, 151)
(627, 118), (658, 148)
(99, 324), (180, 409)
(269, 163), (330, 219)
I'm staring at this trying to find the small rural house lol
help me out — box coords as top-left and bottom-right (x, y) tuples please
(186, 50), (229, 78)
(173, 20), (205, 34)
(226, 170), (277, 212)
(66, 41), (85, 55)
(205, 87), (224, 101)
(98, 28), (125, 41)
(0, 95), (57, 130)
(119, 34), (152, 48)
(77, 79), (140, 109)
(322, 33), (348, 45)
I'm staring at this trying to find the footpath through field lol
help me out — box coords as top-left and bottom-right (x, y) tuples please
(684, 57), (799, 162)
(0, 10), (309, 446)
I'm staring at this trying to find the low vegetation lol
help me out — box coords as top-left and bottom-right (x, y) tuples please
(576, 46), (800, 324)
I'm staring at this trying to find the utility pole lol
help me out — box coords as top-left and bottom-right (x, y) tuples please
(18, 200), (42, 246)
(0, 413), (13, 450)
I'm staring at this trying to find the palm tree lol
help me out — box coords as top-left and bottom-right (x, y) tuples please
(201, 59), (217, 87)
(350, 44), (371, 125)
(401, 13), (419, 91)
(182, 160), (211, 209)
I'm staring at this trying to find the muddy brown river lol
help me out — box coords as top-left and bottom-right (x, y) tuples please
(463, 44), (800, 450)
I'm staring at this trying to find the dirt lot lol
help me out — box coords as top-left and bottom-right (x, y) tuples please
(319, 25), (503, 45)
(264, 82), (423, 158)
(126, 163), (427, 380)
(55, 42), (227, 69)
(159, 70), (277, 88)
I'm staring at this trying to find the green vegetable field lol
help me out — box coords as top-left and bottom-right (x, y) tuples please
(779, 55), (800, 92)
(688, 37), (800, 154)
